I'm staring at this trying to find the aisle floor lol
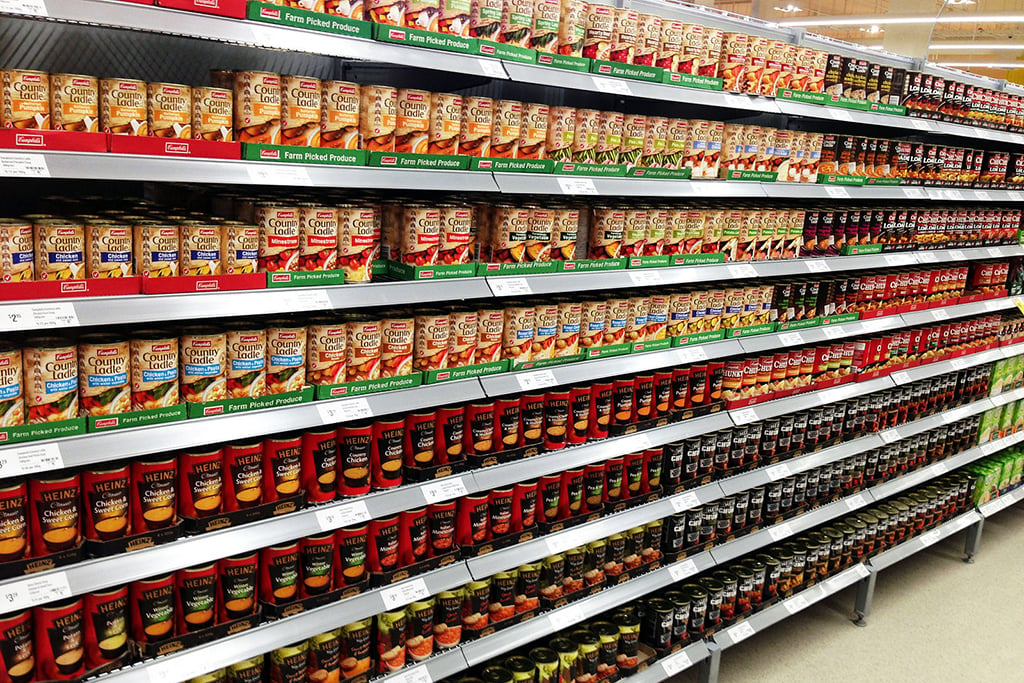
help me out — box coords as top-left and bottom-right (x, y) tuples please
(675, 506), (1024, 683)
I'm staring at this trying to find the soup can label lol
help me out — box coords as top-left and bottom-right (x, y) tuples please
(176, 563), (217, 633)
(435, 406), (465, 464)
(51, 73), (98, 133)
(263, 436), (302, 502)
(266, 324), (306, 394)
(85, 222), (133, 279)
(414, 314), (450, 372)
(221, 222), (258, 275)
(302, 429), (337, 503)
(180, 223), (221, 276)
(130, 574), (175, 643)
(346, 320), (382, 383)
(280, 75), (322, 147)
(84, 587), (128, 669)
(261, 543), (300, 604)
(78, 336), (130, 417)
(307, 322), (347, 386)
(180, 330), (226, 403)
(226, 327), (266, 399)
(82, 466), (130, 541)
(0, 609), (33, 683)
(465, 402), (495, 455)
(219, 553), (258, 621)
(368, 516), (400, 572)
(338, 425), (372, 496)
(30, 474), (80, 555)
(132, 458), (177, 533)
(300, 533), (336, 597)
(372, 419), (404, 488)
(256, 204), (300, 273)
(299, 206), (338, 271)
(321, 80), (359, 150)
(475, 309), (504, 364)
(35, 221), (85, 281)
(0, 482), (29, 562)
(223, 442), (264, 511)
(34, 598), (85, 680)
(25, 340), (78, 423)
(130, 333), (179, 411)
(133, 223), (180, 278)
(337, 525), (367, 586)
(101, 78), (147, 135)
(0, 220), (34, 283)
(179, 449), (223, 518)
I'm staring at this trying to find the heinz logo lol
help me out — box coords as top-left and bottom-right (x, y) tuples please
(165, 142), (190, 154)
(15, 134), (43, 147)
(260, 7), (281, 19)
(55, 352), (74, 362)
(260, 149), (281, 159)
(97, 348), (119, 357)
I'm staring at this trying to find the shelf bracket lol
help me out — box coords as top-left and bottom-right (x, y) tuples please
(852, 569), (876, 627)
(963, 516), (984, 564)
(697, 640), (722, 683)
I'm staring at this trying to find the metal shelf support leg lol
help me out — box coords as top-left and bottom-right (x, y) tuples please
(852, 569), (876, 628)
(697, 641), (721, 683)
(963, 517), (984, 564)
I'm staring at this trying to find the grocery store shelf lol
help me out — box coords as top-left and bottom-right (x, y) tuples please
(727, 376), (895, 428)
(0, 377), (485, 474)
(978, 486), (1024, 518)
(624, 640), (711, 683)
(713, 563), (870, 649)
(989, 386), (1024, 407)
(876, 397), (995, 445)
(100, 562), (474, 683)
(868, 510), (983, 571)
(889, 342), (1024, 386)
(374, 651), (471, 683)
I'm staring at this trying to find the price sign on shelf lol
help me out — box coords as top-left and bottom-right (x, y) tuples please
(948, 250), (966, 261)
(490, 277), (532, 296)
(822, 325), (845, 340)
(945, 189), (964, 201)
(668, 558), (699, 582)
(778, 332), (803, 346)
(891, 371), (911, 385)
(950, 357), (972, 371)
(391, 666), (432, 683)
(879, 429), (901, 444)
(517, 369), (557, 392)
(2, 302), (78, 331)
(282, 288), (331, 311)
(672, 491), (701, 512)
(0, 572), (70, 613)
(318, 397), (372, 424)
(557, 177), (598, 195)
(852, 564), (870, 579)
(0, 443), (63, 478)
(548, 604), (585, 631)
(903, 187), (926, 199)
(0, 152), (50, 177)
(727, 263), (757, 279)
(845, 494), (867, 510)
(727, 620), (756, 644)
(592, 76), (633, 96)
(919, 529), (942, 548)
(380, 579), (431, 610)
(911, 119), (933, 131)
(316, 501), (370, 532)
(731, 407), (758, 425)
(975, 190), (992, 201)
(783, 594), (810, 615)
(829, 108), (854, 122)
(247, 164), (312, 186)
(679, 346), (708, 364)
(660, 649), (693, 677)
(768, 522), (793, 542)
(917, 251), (938, 263)
(421, 477), (469, 504)
(629, 270), (663, 287)
(478, 59), (506, 79)
(931, 462), (949, 475)
(825, 186), (850, 199)
(546, 530), (582, 555)
(766, 463), (791, 481)
(931, 309), (949, 321)
(806, 260), (831, 273)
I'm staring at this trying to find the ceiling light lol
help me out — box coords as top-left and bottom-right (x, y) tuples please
(773, 4), (801, 12)
(928, 43), (1024, 50)
(947, 0), (976, 5)
(858, 25), (883, 33)
(937, 61), (1022, 68)
(779, 13), (1024, 27)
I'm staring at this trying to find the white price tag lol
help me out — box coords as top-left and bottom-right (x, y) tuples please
(845, 494), (867, 510)
(390, 666), (432, 683)
(981, 497), (1009, 516)
(0, 152), (50, 177)
(943, 406), (971, 424)
(548, 604), (585, 631)
(317, 397), (372, 424)
(853, 564), (870, 579)
(884, 253), (916, 267)
(316, 501), (370, 531)
(903, 187), (926, 199)
(726, 263), (757, 279)
(247, 164), (313, 185)
(980, 441), (1000, 456)
(975, 191), (992, 201)
(726, 620), (756, 644)
(517, 370), (558, 391)
(380, 578), (431, 610)
(822, 325), (844, 340)
(1, 302), (78, 331)
(731, 407), (758, 425)
(678, 346), (708, 364)
(668, 558), (698, 582)
(806, 260), (831, 273)
(629, 270), (663, 286)
(783, 594), (809, 615)
(557, 177), (598, 195)
(911, 119), (932, 131)
(779, 332), (803, 346)
(660, 650), (693, 677)
(546, 531), (582, 555)
(0, 443), (63, 477)
(931, 309), (949, 321)
(0, 0), (47, 15)
(633, 432), (653, 450)
(282, 288), (331, 311)
(920, 529), (942, 548)
(945, 190), (964, 201)
(490, 277), (532, 296)
(948, 514), (978, 532)
(829, 108), (854, 122)
(948, 250), (966, 261)
(420, 477), (469, 504)
(890, 371), (911, 385)
(0, 572), (70, 613)
(950, 358), (971, 371)
(768, 523), (793, 542)
(931, 462), (949, 475)
(987, 247), (1003, 258)
(592, 77), (633, 96)
(766, 464), (791, 481)
(478, 59), (506, 78)
(672, 492), (701, 512)
(917, 251), (938, 263)
(879, 429), (901, 444)
(825, 186), (850, 199)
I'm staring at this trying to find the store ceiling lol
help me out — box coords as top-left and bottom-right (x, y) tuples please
(694, 0), (1024, 79)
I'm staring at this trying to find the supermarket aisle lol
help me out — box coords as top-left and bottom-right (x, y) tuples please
(676, 505), (1024, 683)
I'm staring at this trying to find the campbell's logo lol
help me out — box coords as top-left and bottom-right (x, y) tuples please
(151, 343), (171, 353)
(56, 228), (76, 236)
(300, 80), (318, 90)
(95, 418), (119, 428)
(15, 134), (43, 147)
(478, 160), (493, 169)
(437, 371), (451, 380)
(108, 228), (127, 236)
(22, 74), (41, 83)
(190, 340), (212, 348)
(381, 156), (397, 165)
(204, 405), (225, 416)
(420, 270), (434, 278)
(97, 347), (120, 357)
(211, 91), (228, 100)
(272, 274), (291, 282)
(165, 142), (190, 154)
(55, 352), (74, 362)
(539, 55), (553, 64)
(260, 149), (281, 160)
(72, 78), (92, 87)
(480, 44), (496, 55)
(317, 211), (334, 220)
(277, 332), (297, 340)
(196, 280), (219, 291)
(163, 87), (182, 96)
(60, 281), (87, 293)
(260, 7), (281, 19)
(0, 358), (8, 368)
(405, 92), (425, 102)
(118, 82), (139, 91)
(239, 335), (259, 343)
(389, 29), (406, 39)
(276, 210), (295, 218)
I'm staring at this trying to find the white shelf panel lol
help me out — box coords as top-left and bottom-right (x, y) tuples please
(978, 486), (1024, 518)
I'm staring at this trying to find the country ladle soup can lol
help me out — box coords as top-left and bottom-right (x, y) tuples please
(218, 553), (258, 621)
(130, 574), (175, 643)
(82, 465), (130, 541)
(83, 586), (128, 669)
(33, 598), (85, 680)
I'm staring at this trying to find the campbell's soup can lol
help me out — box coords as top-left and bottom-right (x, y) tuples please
(221, 221), (259, 275)
(428, 92), (463, 156)
(35, 220), (85, 281)
(518, 102), (548, 159)
(148, 82), (192, 139)
(219, 553), (259, 621)
(130, 574), (175, 643)
(180, 222), (222, 276)
(176, 562), (218, 633)
(307, 317), (347, 386)
(223, 441), (264, 511)
(78, 333), (130, 417)
(85, 221), (133, 279)
(100, 78), (146, 135)
(179, 326), (226, 403)
(82, 465), (130, 541)
(0, 609), (34, 683)
(321, 80), (360, 150)
(178, 448), (224, 518)
(256, 204), (300, 273)
(83, 587), (128, 669)
(0, 481), (29, 562)
(51, 73), (98, 133)
(0, 342), (24, 428)
(30, 474), (80, 555)
(298, 205), (338, 271)
(129, 330), (178, 412)
(266, 321), (306, 394)
(192, 86), (233, 142)
(381, 317), (415, 378)
(131, 457), (177, 533)
(359, 84), (397, 152)
(133, 222), (180, 278)
(346, 318), (382, 383)
(225, 323), (267, 399)
(33, 598), (84, 680)
(302, 429), (338, 503)
(396, 88), (431, 155)
(263, 436), (302, 502)
(233, 71), (281, 145)
(0, 219), (33, 283)
(261, 542), (301, 604)
(280, 75), (322, 147)
(337, 204), (379, 283)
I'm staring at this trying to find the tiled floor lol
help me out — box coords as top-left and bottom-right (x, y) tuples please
(674, 505), (1024, 682)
